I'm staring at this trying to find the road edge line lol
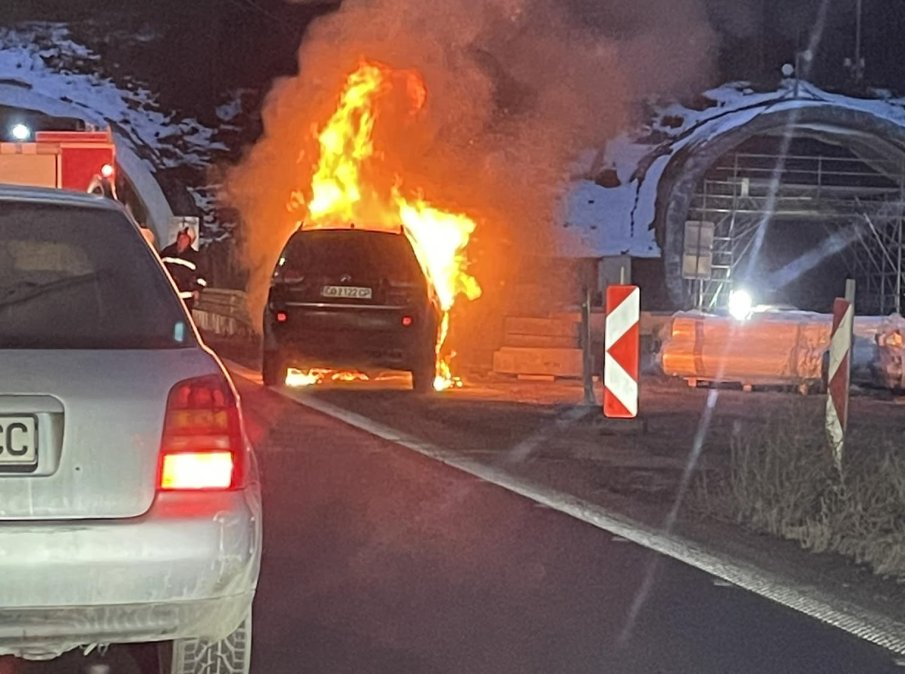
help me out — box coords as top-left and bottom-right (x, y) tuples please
(225, 359), (905, 657)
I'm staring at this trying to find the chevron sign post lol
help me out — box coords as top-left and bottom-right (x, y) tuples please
(826, 296), (854, 471)
(604, 285), (640, 418)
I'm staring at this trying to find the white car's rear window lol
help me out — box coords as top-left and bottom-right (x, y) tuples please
(0, 202), (195, 349)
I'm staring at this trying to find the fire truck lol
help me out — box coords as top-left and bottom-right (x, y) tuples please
(0, 128), (116, 195)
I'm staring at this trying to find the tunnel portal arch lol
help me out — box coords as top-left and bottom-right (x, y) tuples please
(658, 104), (905, 314)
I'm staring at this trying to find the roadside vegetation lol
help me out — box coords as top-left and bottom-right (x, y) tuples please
(695, 402), (905, 581)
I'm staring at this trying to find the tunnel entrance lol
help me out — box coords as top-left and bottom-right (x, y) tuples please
(683, 130), (905, 315)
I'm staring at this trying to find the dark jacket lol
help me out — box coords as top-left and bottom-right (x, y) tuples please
(160, 244), (207, 301)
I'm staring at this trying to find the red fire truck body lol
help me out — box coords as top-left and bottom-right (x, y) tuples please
(0, 129), (115, 192)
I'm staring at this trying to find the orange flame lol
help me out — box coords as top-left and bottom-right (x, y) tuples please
(292, 60), (481, 390)
(286, 368), (369, 387)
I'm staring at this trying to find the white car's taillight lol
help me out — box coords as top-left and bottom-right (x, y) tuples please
(158, 374), (244, 491)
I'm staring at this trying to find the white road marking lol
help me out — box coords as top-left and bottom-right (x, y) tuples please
(225, 358), (905, 657)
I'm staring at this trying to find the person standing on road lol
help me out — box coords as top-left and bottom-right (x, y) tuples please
(160, 227), (207, 311)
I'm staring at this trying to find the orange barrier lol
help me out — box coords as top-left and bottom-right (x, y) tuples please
(659, 311), (905, 391)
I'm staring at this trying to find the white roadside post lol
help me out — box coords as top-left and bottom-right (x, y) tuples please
(580, 285), (596, 406)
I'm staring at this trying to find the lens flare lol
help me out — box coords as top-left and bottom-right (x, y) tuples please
(728, 289), (753, 321)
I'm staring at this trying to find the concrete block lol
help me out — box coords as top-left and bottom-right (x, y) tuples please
(504, 333), (578, 349)
(504, 316), (579, 338)
(517, 374), (557, 382)
(492, 347), (584, 378)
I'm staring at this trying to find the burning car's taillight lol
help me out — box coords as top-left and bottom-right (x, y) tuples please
(158, 374), (244, 491)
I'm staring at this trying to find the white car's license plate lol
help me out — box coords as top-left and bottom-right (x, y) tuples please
(322, 285), (373, 299)
(0, 415), (38, 469)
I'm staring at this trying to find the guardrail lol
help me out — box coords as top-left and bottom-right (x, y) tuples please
(192, 288), (255, 338)
(192, 288), (676, 346)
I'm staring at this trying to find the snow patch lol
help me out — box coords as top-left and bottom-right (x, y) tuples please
(216, 97), (243, 124)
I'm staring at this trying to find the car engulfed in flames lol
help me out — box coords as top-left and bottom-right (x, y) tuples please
(285, 60), (482, 391)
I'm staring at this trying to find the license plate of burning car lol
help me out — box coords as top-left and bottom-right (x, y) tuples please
(321, 285), (373, 299)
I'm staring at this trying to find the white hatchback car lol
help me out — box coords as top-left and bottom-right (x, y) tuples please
(0, 187), (262, 672)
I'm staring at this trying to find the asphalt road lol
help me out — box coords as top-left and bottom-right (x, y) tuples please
(6, 373), (903, 673)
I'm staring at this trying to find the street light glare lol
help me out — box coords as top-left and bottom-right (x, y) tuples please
(728, 289), (754, 321)
(10, 123), (30, 141)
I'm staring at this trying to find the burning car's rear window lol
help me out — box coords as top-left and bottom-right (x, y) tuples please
(0, 202), (194, 349)
(280, 229), (425, 281)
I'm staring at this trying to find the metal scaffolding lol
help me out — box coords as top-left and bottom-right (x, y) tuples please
(686, 148), (905, 314)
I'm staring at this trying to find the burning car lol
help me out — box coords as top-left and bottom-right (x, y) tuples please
(262, 226), (442, 392)
(252, 61), (482, 393)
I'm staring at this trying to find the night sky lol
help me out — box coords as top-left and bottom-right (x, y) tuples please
(713, 0), (905, 92)
(7, 0), (905, 122)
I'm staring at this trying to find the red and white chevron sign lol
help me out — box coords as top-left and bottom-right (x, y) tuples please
(604, 285), (640, 418)
(826, 297), (853, 467)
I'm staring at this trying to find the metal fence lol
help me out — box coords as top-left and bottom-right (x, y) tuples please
(192, 288), (254, 338)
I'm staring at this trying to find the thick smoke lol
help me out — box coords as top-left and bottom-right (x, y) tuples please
(229, 0), (717, 329)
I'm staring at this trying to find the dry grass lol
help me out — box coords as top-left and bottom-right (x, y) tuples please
(695, 402), (905, 582)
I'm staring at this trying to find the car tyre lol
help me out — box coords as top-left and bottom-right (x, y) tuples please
(412, 356), (436, 394)
(262, 347), (288, 387)
(161, 613), (252, 674)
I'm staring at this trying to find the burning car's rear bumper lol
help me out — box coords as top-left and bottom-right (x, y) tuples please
(265, 303), (436, 370)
